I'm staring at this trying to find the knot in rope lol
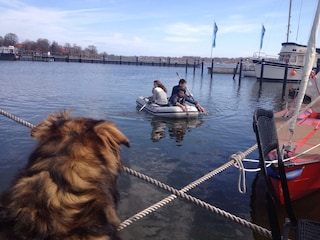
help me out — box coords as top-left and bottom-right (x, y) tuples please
(229, 151), (246, 194)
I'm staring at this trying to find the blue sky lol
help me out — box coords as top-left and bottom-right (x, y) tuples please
(0, 0), (318, 58)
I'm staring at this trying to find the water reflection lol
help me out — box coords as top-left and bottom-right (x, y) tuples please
(250, 171), (320, 240)
(150, 117), (205, 144)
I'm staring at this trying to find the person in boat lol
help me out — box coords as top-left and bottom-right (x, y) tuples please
(169, 88), (206, 113)
(171, 79), (206, 113)
(151, 80), (168, 105)
(171, 78), (187, 96)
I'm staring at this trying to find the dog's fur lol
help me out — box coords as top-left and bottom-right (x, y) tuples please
(0, 112), (129, 240)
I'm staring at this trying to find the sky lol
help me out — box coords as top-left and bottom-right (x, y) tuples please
(0, 0), (319, 58)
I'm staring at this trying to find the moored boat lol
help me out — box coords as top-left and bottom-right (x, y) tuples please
(253, 42), (320, 82)
(136, 96), (199, 118)
(269, 108), (320, 204)
(257, 0), (320, 205)
(252, 0), (320, 82)
(0, 46), (19, 61)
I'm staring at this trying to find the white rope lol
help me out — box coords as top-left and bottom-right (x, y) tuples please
(118, 159), (235, 231)
(122, 166), (272, 239)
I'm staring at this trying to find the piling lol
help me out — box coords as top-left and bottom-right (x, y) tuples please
(238, 59), (243, 82)
(210, 59), (214, 78)
(259, 59), (265, 87)
(282, 63), (289, 100)
(233, 62), (239, 80)
(201, 60), (204, 76)
(185, 59), (188, 74)
(316, 58), (320, 73)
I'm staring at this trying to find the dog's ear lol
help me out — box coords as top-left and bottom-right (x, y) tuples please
(31, 111), (72, 138)
(94, 121), (130, 149)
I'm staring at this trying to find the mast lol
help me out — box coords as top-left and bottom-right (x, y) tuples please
(286, 0), (292, 42)
(289, 0), (320, 135)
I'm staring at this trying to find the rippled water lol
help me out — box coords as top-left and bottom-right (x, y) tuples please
(0, 61), (295, 239)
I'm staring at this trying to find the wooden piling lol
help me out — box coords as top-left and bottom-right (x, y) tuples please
(282, 63), (289, 100)
(259, 59), (265, 87)
(238, 59), (243, 82)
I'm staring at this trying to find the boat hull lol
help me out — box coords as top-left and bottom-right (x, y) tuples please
(269, 163), (320, 204)
(253, 59), (303, 82)
(252, 42), (320, 82)
(136, 96), (199, 118)
(0, 53), (19, 61)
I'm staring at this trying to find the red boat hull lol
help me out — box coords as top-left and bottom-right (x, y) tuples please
(270, 163), (320, 204)
(271, 108), (320, 204)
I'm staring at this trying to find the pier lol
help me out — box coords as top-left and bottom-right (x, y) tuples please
(19, 54), (201, 68)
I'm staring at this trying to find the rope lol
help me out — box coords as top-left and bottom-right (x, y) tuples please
(122, 166), (272, 239)
(0, 109), (35, 129)
(1, 108), (272, 238)
(118, 159), (235, 231)
(229, 152), (247, 194)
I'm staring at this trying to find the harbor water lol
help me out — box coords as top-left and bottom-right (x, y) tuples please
(1, 61), (319, 240)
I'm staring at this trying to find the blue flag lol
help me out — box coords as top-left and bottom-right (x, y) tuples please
(212, 22), (218, 48)
(260, 24), (265, 49)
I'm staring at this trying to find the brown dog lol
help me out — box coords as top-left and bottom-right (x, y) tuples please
(0, 112), (129, 240)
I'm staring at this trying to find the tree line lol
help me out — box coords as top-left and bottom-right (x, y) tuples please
(0, 33), (103, 58)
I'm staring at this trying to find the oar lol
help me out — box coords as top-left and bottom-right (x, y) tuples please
(139, 104), (147, 111)
(139, 98), (149, 111)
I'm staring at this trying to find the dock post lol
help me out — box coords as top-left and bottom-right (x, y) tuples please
(201, 59), (204, 76)
(238, 59), (243, 82)
(316, 58), (320, 73)
(193, 60), (196, 75)
(282, 62), (289, 100)
(210, 59), (214, 78)
(233, 62), (239, 80)
(185, 59), (188, 74)
(259, 59), (265, 87)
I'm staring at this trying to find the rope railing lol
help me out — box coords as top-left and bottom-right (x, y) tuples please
(118, 158), (235, 231)
(122, 166), (272, 239)
(0, 108), (272, 239)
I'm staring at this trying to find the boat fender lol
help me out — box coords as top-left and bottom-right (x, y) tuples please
(267, 166), (303, 180)
(290, 69), (297, 76)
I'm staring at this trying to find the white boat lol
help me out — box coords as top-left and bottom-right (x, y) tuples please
(253, 42), (320, 82)
(253, 0), (320, 82)
(0, 46), (19, 61)
(136, 96), (199, 118)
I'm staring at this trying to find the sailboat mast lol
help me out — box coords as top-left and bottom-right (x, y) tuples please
(286, 0), (292, 42)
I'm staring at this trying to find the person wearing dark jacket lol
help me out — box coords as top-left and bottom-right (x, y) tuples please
(169, 88), (206, 113)
(171, 78), (187, 97)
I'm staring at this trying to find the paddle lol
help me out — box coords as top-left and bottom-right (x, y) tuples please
(139, 104), (147, 111)
(139, 98), (149, 111)
(175, 72), (207, 114)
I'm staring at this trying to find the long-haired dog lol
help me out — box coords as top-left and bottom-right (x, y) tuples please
(0, 112), (129, 240)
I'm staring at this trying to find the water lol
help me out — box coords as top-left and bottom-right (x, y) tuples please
(0, 61), (315, 240)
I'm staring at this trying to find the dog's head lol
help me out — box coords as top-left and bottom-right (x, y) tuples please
(30, 111), (130, 176)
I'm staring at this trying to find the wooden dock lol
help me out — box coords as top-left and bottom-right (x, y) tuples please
(19, 54), (201, 68)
